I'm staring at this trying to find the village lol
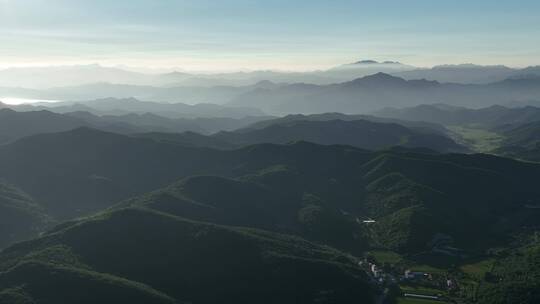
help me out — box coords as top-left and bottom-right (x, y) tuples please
(359, 255), (459, 303)
(352, 231), (473, 304)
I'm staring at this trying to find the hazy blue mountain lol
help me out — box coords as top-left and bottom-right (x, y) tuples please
(10, 97), (265, 119)
(0, 81), (279, 105)
(320, 60), (416, 81)
(2, 62), (540, 95)
(134, 113), (462, 151)
(0, 61), (415, 89)
(240, 112), (449, 135)
(0, 107), (264, 143)
(3, 62), (539, 89)
(57, 97), (264, 118)
(229, 73), (540, 114)
(212, 118), (466, 152)
(3, 68), (540, 116)
(0, 109), (95, 144)
(395, 64), (517, 84)
(66, 111), (271, 134)
(0, 108), (162, 143)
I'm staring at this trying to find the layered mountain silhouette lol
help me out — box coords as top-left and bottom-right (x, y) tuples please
(3, 71), (540, 116)
(239, 112), (448, 134)
(0, 108), (463, 151)
(395, 64), (519, 84)
(2, 62), (539, 89)
(374, 104), (540, 127)
(0, 109), (99, 144)
(211, 118), (466, 152)
(228, 73), (540, 114)
(2, 97), (264, 118)
(0, 107), (273, 143)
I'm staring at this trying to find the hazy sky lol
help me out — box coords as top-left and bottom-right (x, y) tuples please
(1, 0), (539, 71)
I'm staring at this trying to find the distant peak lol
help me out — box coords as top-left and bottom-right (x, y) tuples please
(352, 60), (401, 65)
(358, 72), (403, 81)
(345, 73), (439, 87)
(345, 73), (406, 87)
(354, 60), (379, 64)
(368, 72), (395, 77)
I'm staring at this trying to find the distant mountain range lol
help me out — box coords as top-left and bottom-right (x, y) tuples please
(1, 62), (539, 90)
(394, 64), (532, 84)
(2, 67), (540, 114)
(1, 97), (266, 119)
(0, 81), (281, 105)
(209, 116), (466, 153)
(0, 108), (464, 152)
(0, 107), (274, 144)
(229, 73), (540, 114)
(238, 112), (449, 134)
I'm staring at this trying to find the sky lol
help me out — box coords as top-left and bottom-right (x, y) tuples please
(1, 0), (539, 71)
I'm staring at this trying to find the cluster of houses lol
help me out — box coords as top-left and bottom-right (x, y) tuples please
(404, 269), (431, 281)
(403, 269), (456, 291)
(360, 259), (436, 285)
(359, 254), (458, 302)
(358, 260), (392, 285)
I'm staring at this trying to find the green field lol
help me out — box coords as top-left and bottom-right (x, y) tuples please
(460, 258), (495, 278)
(397, 297), (446, 304)
(369, 250), (448, 274)
(400, 285), (443, 296)
(448, 126), (505, 153)
(404, 263), (446, 274)
(369, 250), (403, 264)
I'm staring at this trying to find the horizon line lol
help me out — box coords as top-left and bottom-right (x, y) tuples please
(0, 60), (538, 74)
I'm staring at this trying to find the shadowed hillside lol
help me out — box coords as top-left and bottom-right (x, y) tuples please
(0, 208), (374, 304)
